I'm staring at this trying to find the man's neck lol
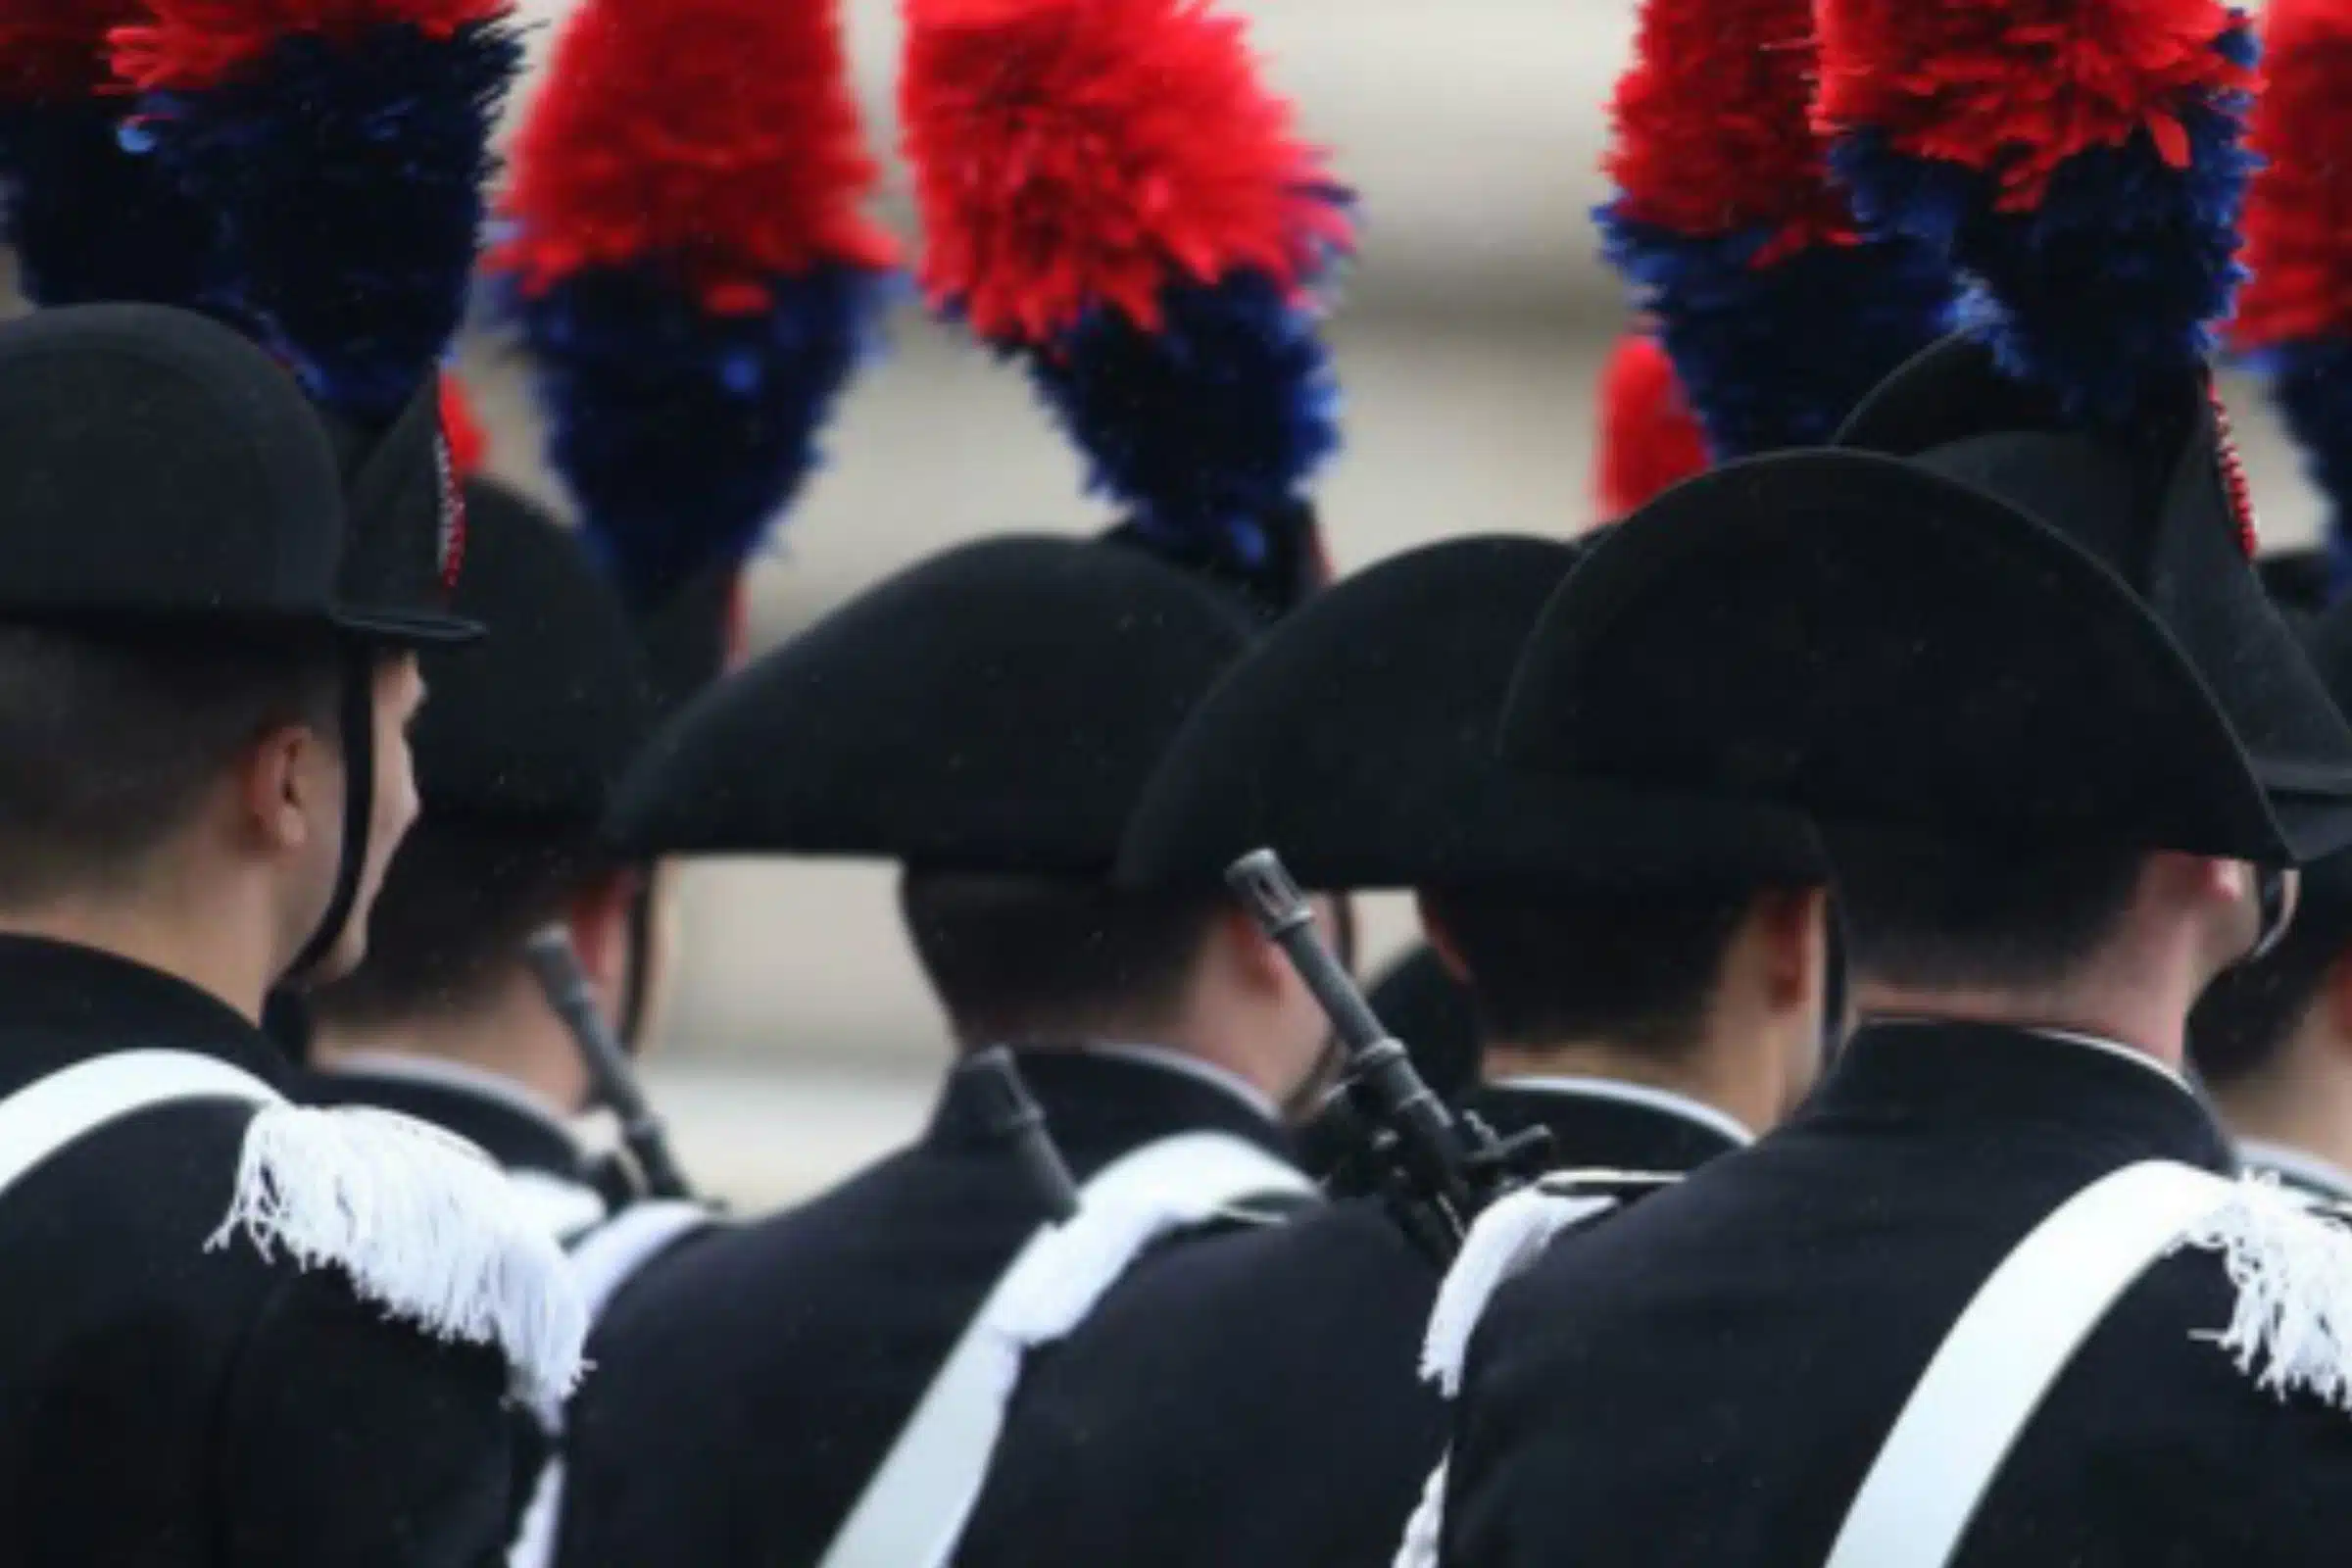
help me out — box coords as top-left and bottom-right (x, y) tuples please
(1480, 1035), (1764, 1137)
(1854, 977), (2192, 1071)
(314, 970), (588, 1116)
(2213, 1034), (2352, 1182)
(0, 896), (272, 1023)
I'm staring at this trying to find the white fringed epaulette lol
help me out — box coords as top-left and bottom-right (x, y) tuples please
(209, 1103), (589, 1414)
(2173, 1175), (2352, 1412)
(1393, 1170), (1677, 1568)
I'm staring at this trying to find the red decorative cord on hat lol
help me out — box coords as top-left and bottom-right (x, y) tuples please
(437, 371), (486, 478)
(1594, 333), (1708, 520)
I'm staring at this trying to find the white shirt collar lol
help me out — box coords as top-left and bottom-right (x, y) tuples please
(2237, 1138), (2352, 1198)
(2024, 1027), (2196, 1095)
(321, 1051), (581, 1144)
(1078, 1042), (1283, 1125)
(1488, 1074), (1755, 1148)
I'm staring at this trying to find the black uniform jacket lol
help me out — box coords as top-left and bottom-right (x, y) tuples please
(553, 1046), (1300, 1568)
(0, 936), (516, 1566)
(1443, 1021), (2352, 1566)
(301, 1056), (614, 1241)
(952, 1078), (1750, 1568)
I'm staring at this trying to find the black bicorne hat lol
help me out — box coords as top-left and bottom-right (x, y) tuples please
(0, 304), (472, 645)
(1499, 337), (2352, 865)
(1118, 533), (1824, 893)
(607, 534), (1257, 874)
(412, 478), (653, 836)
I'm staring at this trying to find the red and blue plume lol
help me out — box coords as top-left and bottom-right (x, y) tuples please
(0, 0), (216, 307)
(1594, 331), (1709, 519)
(1816, 0), (2259, 425)
(110, 0), (522, 425)
(2233, 0), (2352, 591)
(489, 0), (896, 612)
(1596, 0), (1954, 459)
(901, 0), (1353, 584)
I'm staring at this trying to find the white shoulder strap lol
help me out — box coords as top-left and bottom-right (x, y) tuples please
(817, 1130), (1313, 1568)
(0, 1049), (278, 1200)
(506, 1199), (717, 1568)
(1826, 1159), (2239, 1568)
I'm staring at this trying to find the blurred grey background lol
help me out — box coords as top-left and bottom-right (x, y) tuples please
(472, 0), (2325, 1204)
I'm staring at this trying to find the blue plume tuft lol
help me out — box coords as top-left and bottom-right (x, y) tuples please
(505, 260), (889, 610)
(1024, 267), (1340, 578)
(0, 102), (219, 309)
(1826, 25), (2258, 427)
(1594, 209), (1955, 458)
(2255, 338), (2352, 595)
(134, 19), (519, 425)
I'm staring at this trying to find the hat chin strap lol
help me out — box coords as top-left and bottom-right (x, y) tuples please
(284, 648), (376, 983)
(2246, 867), (2296, 965)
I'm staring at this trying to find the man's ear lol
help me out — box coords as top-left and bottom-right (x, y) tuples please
(1412, 890), (1472, 984)
(1753, 885), (1830, 1008)
(566, 865), (644, 1004)
(236, 721), (324, 855)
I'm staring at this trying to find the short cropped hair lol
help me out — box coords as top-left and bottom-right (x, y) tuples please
(310, 820), (618, 1029)
(0, 624), (341, 905)
(2189, 916), (2351, 1089)
(898, 868), (1224, 1047)
(1417, 883), (1760, 1054)
(1825, 827), (2146, 991)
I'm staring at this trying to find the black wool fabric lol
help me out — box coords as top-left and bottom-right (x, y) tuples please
(0, 936), (515, 1565)
(606, 535), (1257, 874)
(1500, 336), (2352, 865)
(551, 1049), (1300, 1567)
(1117, 534), (1822, 895)
(1439, 1022), (2352, 1566)
(950, 1081), (1746, 1568)
(412, 478), (654, 834)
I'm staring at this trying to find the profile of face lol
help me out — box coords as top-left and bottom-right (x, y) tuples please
(268, 655), (427, 982)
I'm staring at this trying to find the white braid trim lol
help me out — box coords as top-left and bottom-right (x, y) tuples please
(1391, 1457), (1449, 1568)
(208, 1104), (589, 1413)
(2174, 1175), (2352, 1412)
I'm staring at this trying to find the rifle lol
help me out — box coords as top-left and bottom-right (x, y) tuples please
(1225, 850), (1550, 1265)
(524, 927), (697, 1201)
(958, 1047), (1082, 1223)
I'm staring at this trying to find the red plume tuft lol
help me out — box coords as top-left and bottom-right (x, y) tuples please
(2233, 0), (2352, 349)
(112, 0), (507, 89)
(0, 0), (135, 101)
(1814, 0), (2254, 213)
(901, 0), (1351, 343)
(438, 371), (486, 478)
(495, 0), (895, 312)
(1605, 0), (1851, 248)
(1594, 333), (1709, 519)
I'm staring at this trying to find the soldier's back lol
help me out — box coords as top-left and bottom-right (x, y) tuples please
(0, 940), (521, 1566)
(1445, 1022), (2352, 1567)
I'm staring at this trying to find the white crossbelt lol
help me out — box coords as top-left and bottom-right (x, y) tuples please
(0, 1050), (278, 1200)
(1826, 1159), (2240, 1568)
(508, 1199), (715, 1568)
(817, 1129), (1315, 1568)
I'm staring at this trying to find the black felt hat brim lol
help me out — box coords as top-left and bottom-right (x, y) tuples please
(1500, 450), (2352, 864)
(328, 606), (482, 647)
(1117, 533), (1825, 892)
(608, 535), (1258, 871)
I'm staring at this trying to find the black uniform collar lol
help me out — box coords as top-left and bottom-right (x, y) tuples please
(926, 1044), (1298, 1166)
(1466, 1076), (1751, 1175)
(0, 933), (289, 1098)
(303, 1055), (586, 1181)
(1798, 1018), (2234, 1172)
